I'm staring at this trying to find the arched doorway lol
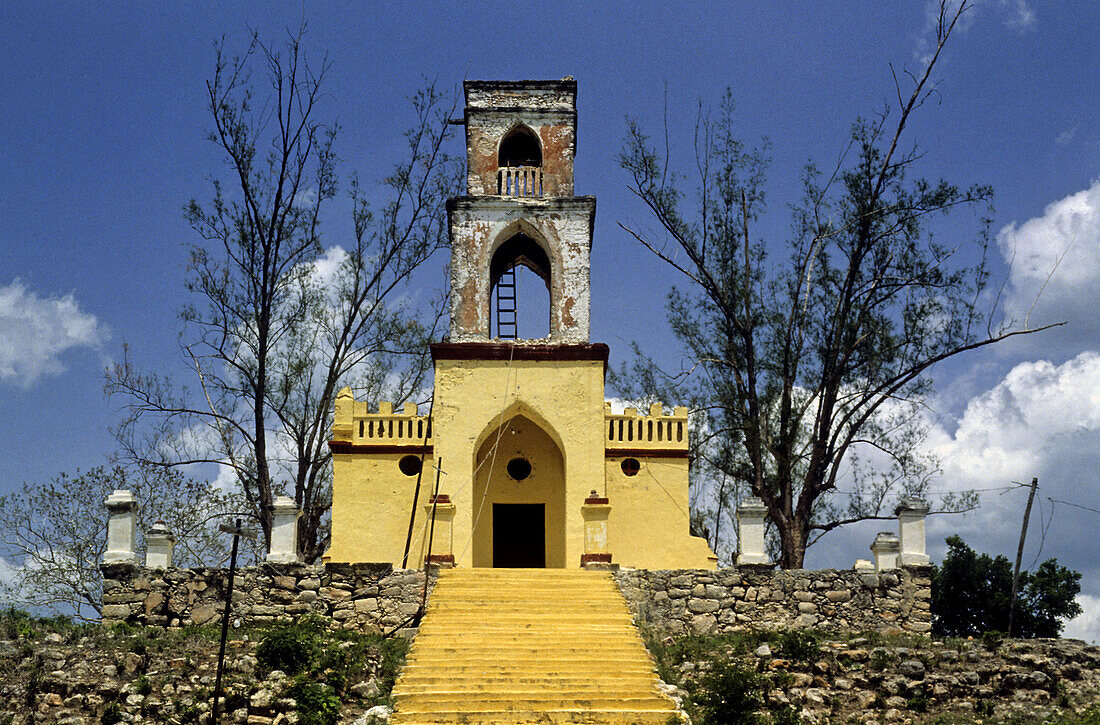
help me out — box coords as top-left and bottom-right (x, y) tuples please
(471, 414), (565, 568)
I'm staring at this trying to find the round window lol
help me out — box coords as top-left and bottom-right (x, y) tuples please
(398, 455), (422, 477)
(621, 458), (641, 477)
(507, 457), (532, 481)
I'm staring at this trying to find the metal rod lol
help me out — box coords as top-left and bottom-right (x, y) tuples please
(416, 458), (443, 626)
(210, 518), (241, 724)
(401, 397), (434, 569)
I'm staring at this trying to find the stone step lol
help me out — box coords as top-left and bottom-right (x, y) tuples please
(407, 642), (642, 651)
(390, 569), (680, 725)
(394, 674), (662, 688)
(394, 695), (677, 710)
(402, 654), (656, 667)
(394, 709), (680, 725)
(408, 642), (647, 654)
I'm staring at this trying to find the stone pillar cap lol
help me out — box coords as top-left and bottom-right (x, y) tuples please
(104, 489), (136, 510)
(737, 496), (767, 512)
(271, 495), (300, 512)
(895, 497), (930, 515)
(147, 520), (175, 539)
(871, 532), (900, 549)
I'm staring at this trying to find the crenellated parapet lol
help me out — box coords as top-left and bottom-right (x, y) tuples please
(604, 402), (689, 455)
(330, 387), (432, 453)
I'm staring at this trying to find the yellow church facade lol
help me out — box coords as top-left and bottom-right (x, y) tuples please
(325, 80), (716, 571)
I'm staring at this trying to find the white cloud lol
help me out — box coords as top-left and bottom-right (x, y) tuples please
(997, 179), (1100, 339)
(0, 280), (110, 388)
(1055, 126), (1079, 146)
(1064, 594), (1100, 644)
(929, 353), (1100, 481)
(1000, 0), (1036, 30)
(916, 352), (1100, 614)
(915, 1), (1035, 65)
(0, 556), (22, 595)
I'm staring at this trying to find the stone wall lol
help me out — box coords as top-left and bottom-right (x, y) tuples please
(101, 562), (931, 638)
(100, 562), (434, 634)
(615, 565), (932, 636)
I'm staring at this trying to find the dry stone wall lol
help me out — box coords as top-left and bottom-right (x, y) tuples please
(615, 565), (932, 636)
(99, 562), (434, 634)
(100, 562), (931, 637)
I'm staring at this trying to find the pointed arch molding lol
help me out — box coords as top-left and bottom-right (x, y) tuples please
(488, 218), (558, 291)
(471, 400), (566, 461)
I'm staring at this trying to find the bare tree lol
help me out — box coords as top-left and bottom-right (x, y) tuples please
(614, 1), (1062, 568)
(0, 466), (244, 620)
(107, 28), (458, 561)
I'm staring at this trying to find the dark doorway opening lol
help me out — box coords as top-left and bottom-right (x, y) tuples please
(492, 503), (545, 568)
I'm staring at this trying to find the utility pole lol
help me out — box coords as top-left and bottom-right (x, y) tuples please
(1008, 477), (1039, 638)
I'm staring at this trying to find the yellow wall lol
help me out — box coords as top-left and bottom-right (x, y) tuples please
(605, 456), (717, 570)
(327, 451), (436, 565)
(432, 357), (605, 568)
(327, 360), (717, 570)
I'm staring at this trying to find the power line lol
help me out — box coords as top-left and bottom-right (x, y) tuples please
(1049, 498), (1100, 516)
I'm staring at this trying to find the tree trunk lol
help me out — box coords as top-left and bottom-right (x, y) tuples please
(778, 523), (807, 569)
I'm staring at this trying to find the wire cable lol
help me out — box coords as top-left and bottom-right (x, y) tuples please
(459, 343), (518, 562)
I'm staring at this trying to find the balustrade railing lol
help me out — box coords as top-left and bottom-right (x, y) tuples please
(332, 394), (433, 448)
(498, 166), (543, 197)
(605, 403), (689, 451)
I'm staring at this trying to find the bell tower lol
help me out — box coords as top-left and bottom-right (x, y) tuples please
(448, 79), (596, 343)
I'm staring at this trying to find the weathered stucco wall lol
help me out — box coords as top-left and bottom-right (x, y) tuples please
(99, 563), (434, 634)
(448, 197), (595, 342)
(615, 565), (933, 635)
(464, 79), (577, 197)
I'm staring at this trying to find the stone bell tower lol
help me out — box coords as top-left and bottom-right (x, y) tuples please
(448, 79), (595, 343)
(326, 79), (716, 572)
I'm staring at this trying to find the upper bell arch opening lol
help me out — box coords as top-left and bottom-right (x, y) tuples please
(498, 125), (543, 197)
(498, 125), (542, 168)
(490, 233), (551, 290)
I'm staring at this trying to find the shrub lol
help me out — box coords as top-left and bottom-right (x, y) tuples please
(101, 703), (124, 725)
(769, 705), (803, 725)
(135, 676), (152, 696)
(775, 629), (819, 662)
(693, 660), (766, 725)
(291, 679), (341, 725)
(257, 625), (314, 675)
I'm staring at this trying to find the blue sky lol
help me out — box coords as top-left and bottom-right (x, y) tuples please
(2, 2), (1100, 638)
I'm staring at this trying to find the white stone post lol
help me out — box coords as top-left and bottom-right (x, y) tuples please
(735, 496), (772, 566)
(145, 520), (175, 569)
(267, 496), (301, 564)
(896, 497), (931, 566)
(103, 490), (138, 564)
(870, 532), (900, 572)
(423, 494), (456, 566)
(580, 491), (612, 566)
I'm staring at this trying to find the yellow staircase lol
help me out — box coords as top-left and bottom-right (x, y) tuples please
(390, 568), (683, 724)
